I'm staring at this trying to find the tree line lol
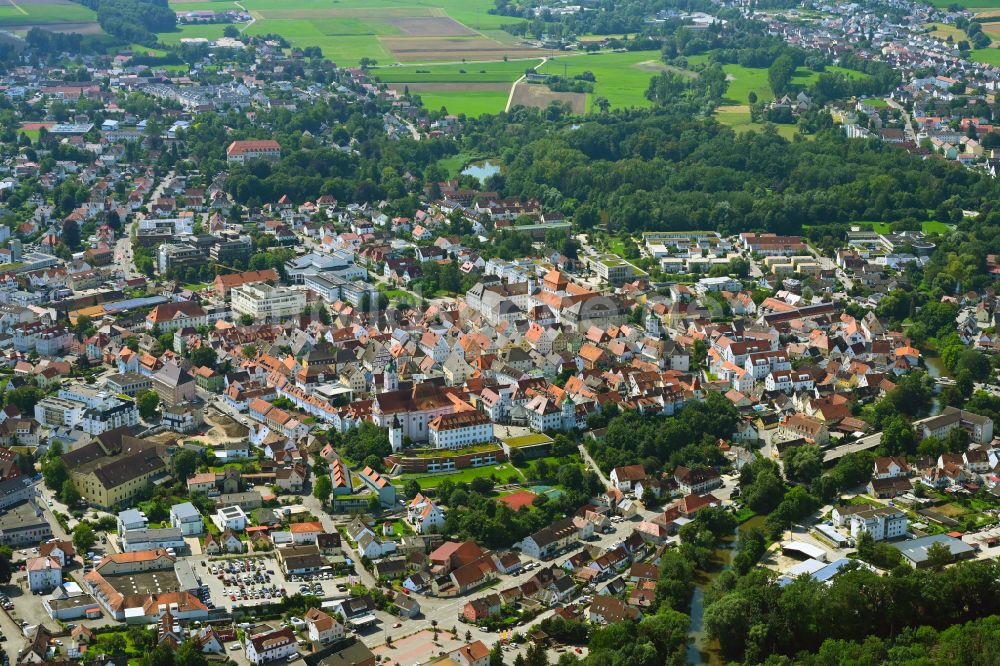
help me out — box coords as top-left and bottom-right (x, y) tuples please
(73, 0), (176, 45)
(703, 559), (1000, 664)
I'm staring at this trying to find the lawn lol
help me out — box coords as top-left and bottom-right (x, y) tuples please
(606, 238), (627, 256)
(397, 463), (521, 488)
(436, 151), (478, 177)
(715, 108), (800, 139)
(380, 519), (414, 538)
(862, 220), (952, 234)
(538, 50), (669, 111)
(378, 286), (418, 303)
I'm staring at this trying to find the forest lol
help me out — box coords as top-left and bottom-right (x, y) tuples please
(703, 559), (1000, 664)
(73, 0), (176, 44)
(459, 107), (996, 237)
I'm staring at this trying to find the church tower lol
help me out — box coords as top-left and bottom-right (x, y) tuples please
(384, 357), (399, 392)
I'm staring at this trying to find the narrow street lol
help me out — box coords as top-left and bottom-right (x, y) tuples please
(577, 443), (609, 487)
(886, 98), (915, 141)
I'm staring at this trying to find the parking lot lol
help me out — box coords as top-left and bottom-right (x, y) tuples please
(196, 554), (352, 612)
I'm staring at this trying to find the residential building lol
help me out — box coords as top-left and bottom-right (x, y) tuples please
(848, 506), (908, 542)
(169, 502), (204, 536)
(609, 465), (646, 492)
(673, 466), (722, 495)
(516, 517), (579, 559)
(213, 506), (248, 532)
(304, 607), (343, 644)
(915, 407), (993, 444)
(245, 627), (296, 665)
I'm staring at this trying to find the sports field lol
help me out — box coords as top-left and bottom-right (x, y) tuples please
(163, 0), (536, 65)
(0, 0), (99, 33)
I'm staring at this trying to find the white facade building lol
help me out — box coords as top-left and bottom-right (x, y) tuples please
(212, 506), (248, 532)
(231, 283), (306, 321)
(428, 411), (493, 449)
(849, 506), (908, 542)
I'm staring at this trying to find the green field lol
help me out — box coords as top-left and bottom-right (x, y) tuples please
(539, 50), (667, 110)
(416, 89), (512, 117)
(0, 0), (97, 27)
(158, 23), (230, 45)
(374, 59), (540, 84)
(161, 0), (529, 65)
(707, 61), (869, 106)
(686, 55), (868, 136)
(374, 50), (672, 116)
(925, 22), (966, 42)
(715, 109), (800, 139)
(373, 59), (541, 117)
(970, 48), (1000, 65)
(127, 43), (167, 56)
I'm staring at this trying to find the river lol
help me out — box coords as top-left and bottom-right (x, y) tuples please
(686, 515), (768, 665)
(922, 353), (952, 416)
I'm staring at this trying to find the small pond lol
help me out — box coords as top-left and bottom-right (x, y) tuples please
(461, 160), (501, 183)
